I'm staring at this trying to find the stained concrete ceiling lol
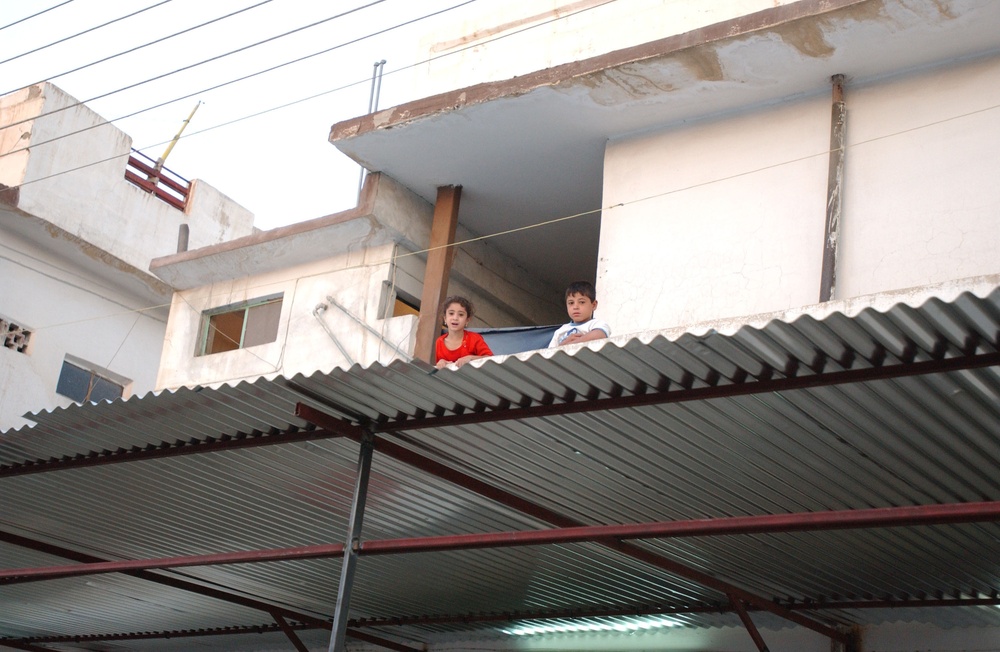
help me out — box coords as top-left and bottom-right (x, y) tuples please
(328, 0), (1000, 292)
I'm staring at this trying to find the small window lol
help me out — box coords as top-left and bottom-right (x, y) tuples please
(392, 294), (420, 318)
(200, 294), (283, 356)
(56, 357), (128, 404)
(1, 316), (32, 354)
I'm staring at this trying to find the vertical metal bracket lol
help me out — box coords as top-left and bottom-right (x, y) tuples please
(327, 430), (376, 652)
(728, 593), (770, 652)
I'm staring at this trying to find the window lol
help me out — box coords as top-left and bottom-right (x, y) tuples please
(200, 294), (283, 355)
(1, 316), (32, 354)
(56, 357), (129, 403)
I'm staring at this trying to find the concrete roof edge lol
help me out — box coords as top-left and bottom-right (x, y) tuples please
(327, 0), (869, 143)
(148, 172), (381, 278)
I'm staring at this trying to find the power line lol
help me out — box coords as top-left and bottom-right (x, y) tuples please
(0, 0), (173, 67)
(0, 0), (478, 162)
(0, 0), (75, 32)
(0, 0), (274, 96)
(11, 99), (998, 335)
(0, 0), (387, 135)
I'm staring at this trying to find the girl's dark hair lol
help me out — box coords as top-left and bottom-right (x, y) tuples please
(442, 295), (474, 320)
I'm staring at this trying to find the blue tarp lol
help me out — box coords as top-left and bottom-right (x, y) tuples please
(472, 325), (559, 356)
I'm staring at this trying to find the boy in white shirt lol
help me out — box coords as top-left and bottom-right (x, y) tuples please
(548, 280), (610, 347)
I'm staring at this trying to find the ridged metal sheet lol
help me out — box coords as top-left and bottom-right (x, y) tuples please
(3, 286), (1000, 649)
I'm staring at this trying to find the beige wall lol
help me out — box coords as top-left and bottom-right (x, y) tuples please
(598, 53), (1000, 334)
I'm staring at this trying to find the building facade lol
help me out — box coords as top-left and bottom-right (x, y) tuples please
(0, 83), (254, 429)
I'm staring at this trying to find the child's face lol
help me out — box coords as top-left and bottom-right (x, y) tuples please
(443, 303), (471, 332)
(565, 292), (597, 324)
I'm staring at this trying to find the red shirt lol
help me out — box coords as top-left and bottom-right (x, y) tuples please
(435, 331), (493, 364)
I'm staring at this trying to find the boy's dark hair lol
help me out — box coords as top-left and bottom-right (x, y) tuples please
(564, 280), (596, 301)
(441, 295), (474, 320)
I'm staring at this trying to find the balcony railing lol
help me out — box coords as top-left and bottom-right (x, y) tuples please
(124, 149), (191, 211)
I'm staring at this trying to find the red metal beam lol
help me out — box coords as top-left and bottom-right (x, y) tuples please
(730, 594), (770, 652)
(302, 404), (854, 643)
(0, 531), (421, 652)
(6, 501), (1000, 584)
(374, 351), (1000, 434)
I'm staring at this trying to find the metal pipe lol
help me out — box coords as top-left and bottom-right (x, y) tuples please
(328, 431), (375, 652)
(313, 302), (355, 365)
(820, 74), (846, 302)
(326, 295), (413, 361)
(358, 60), (387, 202)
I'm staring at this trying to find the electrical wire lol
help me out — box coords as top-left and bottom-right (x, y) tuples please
(0, 0), (476, 165)
(0, 0), (388, 135)
(0, 0), (173, 67)
(0, 0), (75, 32)
(0, 0), (589, 170)
(12, 97), (1000, 338)
(0, 0), (274, 96)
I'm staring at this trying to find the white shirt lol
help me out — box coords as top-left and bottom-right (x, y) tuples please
(548, 318), (611, 347)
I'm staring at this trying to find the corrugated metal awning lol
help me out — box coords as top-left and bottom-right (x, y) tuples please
(2, 283), (1000, 651)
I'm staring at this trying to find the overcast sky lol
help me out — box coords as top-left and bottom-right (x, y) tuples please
(1, 0), (485, 230)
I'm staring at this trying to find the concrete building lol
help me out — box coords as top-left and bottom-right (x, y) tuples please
(0, 82), (254, 429)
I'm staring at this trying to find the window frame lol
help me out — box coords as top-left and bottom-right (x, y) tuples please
(198, 293), (283, 356)
(56, 355), (131, 404)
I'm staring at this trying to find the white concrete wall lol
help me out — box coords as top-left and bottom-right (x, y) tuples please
(2, 84), (254, 273)
(412, 0), (803, 101)
(0, 230), (166, 430)
(838, 54), (1000, 298)
(600, 94), (830, 332)
(156, 242), (416, 389)
(598, 53), (1000, 333)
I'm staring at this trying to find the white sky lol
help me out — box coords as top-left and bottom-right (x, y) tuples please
(1, 0), (483, 230)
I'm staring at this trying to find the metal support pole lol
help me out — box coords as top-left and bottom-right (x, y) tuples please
(328, 430), (376, 652)
(820, 73), (846, 302)
(358, 60), (387, 202)
(729, 594), (770, 652)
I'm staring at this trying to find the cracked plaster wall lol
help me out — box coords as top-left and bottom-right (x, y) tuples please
(838, 53), (1000, 299)
(599, 94), (830, 333)
(598, 53), (1000, 334)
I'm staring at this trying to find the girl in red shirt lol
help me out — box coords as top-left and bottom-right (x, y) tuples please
(434, 296), (493, 369)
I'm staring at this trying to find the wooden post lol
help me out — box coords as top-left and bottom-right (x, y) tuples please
(820, 74), (846, 302)
(413, 185), (462, 363)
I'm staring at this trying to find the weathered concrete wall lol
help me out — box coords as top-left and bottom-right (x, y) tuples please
(155, 173), (563, 389)
(600, 94), (829, 331)
(156, 242), (416, 390)
(838, 53), (1000, 298)
(598, 53), (1000, 334)
(370, 174), (565, 327)
(3, 83), (254, 274)
(0, 82), (258, 429)
(0, 230), (166, 430)
(413, 0), (804, 102)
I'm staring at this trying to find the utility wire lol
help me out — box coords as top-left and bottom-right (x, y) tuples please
(13, 98), (999, 335)
(1, 0), (274, 96)
(0, 0), (75, 32)
(0, 0), (478, 162)
(0, 0), (173, 67)
(0, 0), (387, 135)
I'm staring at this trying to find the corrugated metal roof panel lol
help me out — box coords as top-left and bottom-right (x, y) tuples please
(3, 285), (1000, 649)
